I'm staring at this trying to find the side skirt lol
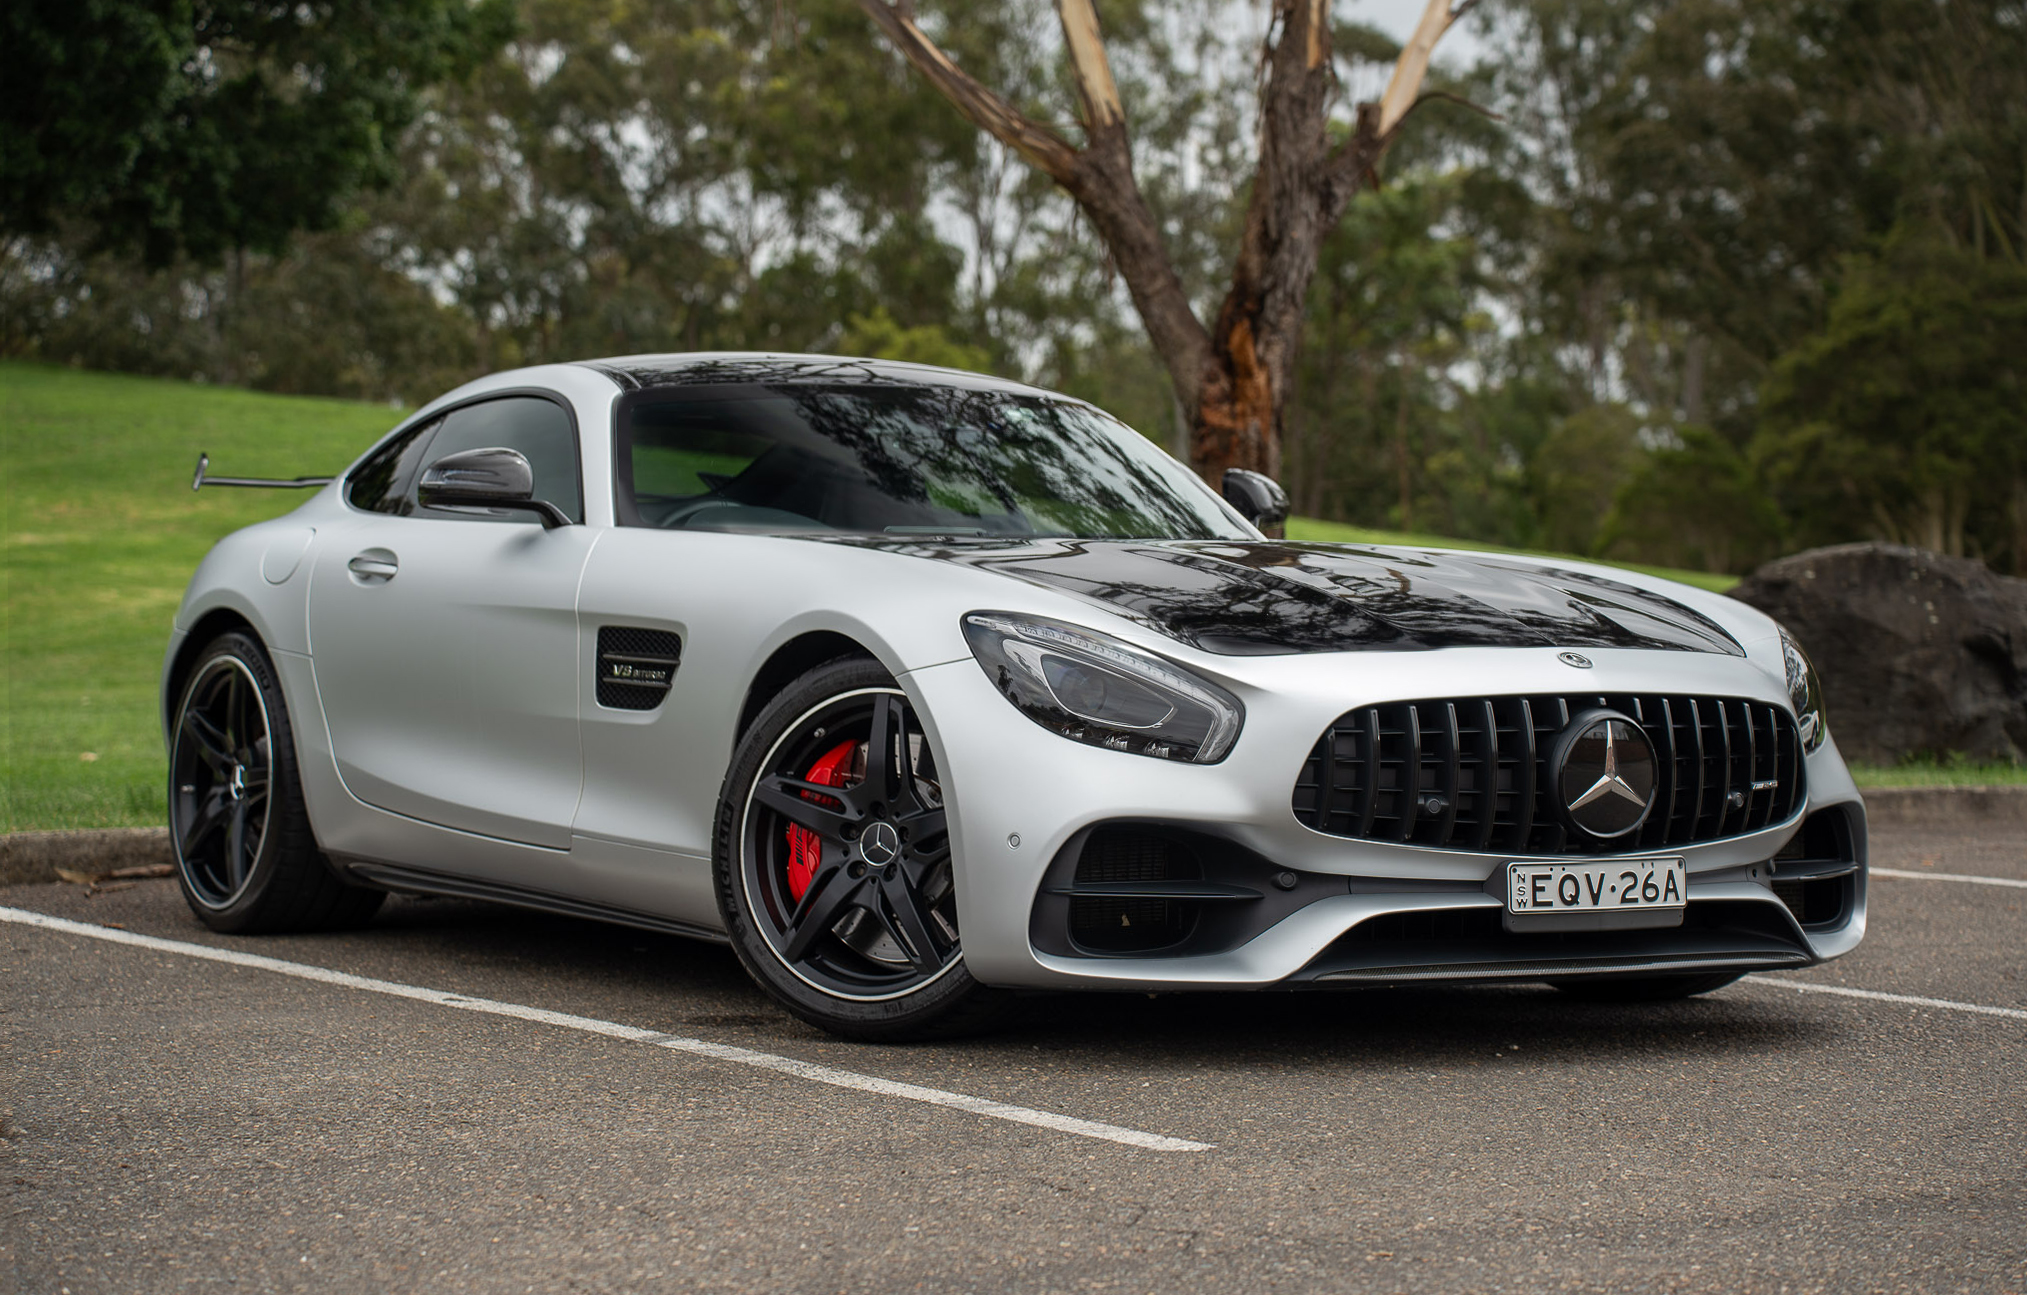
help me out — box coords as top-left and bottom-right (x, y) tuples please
(342, 860), (730, 946)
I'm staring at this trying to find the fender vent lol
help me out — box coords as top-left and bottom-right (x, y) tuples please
(597, 626), (682, 710)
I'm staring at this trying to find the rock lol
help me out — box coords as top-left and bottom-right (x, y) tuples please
(1729, 542), (2027, 765)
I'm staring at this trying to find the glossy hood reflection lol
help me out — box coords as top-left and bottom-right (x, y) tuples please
(819, 537), (1744, 657)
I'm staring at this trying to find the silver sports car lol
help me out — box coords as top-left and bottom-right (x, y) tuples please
(165, 354), (1865, 1038)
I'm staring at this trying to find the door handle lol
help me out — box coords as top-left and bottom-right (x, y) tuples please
(347, 551), (399, 582)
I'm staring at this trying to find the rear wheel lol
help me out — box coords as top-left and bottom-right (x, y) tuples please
(714, 658), (1001, 1040)
(1549, 972), (1745, 1001)
(169, 631), (384, 933)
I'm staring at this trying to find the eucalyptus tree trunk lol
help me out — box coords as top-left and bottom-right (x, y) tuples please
(854, 0), (1475, 485)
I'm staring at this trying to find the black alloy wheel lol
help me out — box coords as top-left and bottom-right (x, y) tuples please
(168, 631), (384, 932)
(171, 653), (273, 907)
(715, 658), (1000, 1039)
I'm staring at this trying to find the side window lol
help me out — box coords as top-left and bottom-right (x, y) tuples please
(346, 417), (441, 515)
(414, 395), (584, 524)
(623, 399), (778, 527)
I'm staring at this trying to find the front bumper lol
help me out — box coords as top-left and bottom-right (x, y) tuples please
(905, 646), (1867, 992)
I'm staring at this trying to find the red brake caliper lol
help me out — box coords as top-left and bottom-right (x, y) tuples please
(786, 740), (858, 902)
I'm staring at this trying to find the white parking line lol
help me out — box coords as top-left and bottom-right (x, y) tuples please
(1871, 867), (2027, 890)
(0, 907), (1211, 1153)
(1750, 976), (2027, 1022)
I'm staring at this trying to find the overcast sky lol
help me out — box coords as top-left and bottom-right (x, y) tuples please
(1344, 0), (1487, 66)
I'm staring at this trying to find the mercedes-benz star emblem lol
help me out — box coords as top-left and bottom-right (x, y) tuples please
(1557, 651), (1594, 669)
(861, 821), (901, 866)
(1553, 710), (1658, 838)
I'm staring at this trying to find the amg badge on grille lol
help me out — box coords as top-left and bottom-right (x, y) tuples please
(1554, 711), (1658, 839)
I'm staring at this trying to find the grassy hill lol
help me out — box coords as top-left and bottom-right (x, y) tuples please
(2, 363), (407, 831)
(0, 362), (1998, 832)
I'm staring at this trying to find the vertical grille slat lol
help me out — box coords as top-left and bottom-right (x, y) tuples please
(1294, 692), (1807, 857)
(1400, 704), (1424, 843)
(1747, 704), (1769, 831)
(1687, 699), (1710, 841)
(1512, 699), (1538, 847)
(1356, 708), (1382, 836)
(1430, 703), (1461, 844)
(1314, 718), (1337, 834)
(1466, 699), (1498, 853)
(1727, 705), (1743, 834)
(1777, 710), (1803, 822)
(1654, 697), (1680, 845)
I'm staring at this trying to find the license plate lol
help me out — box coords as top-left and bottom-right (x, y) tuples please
(1506, 858), (1686, 915)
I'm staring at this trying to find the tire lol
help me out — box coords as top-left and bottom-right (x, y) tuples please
(713, 657), (1003, 1041)
(168, 631), (385, 933)
(1549, 971), (1745, 1001)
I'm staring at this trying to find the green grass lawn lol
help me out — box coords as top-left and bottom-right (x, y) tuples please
(3, 361), (1995, 833)
(1848, 757), (2027, 787)
(2, 362), (407, 831)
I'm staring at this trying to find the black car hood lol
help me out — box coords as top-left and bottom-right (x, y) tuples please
(823, 537), (1743, 657)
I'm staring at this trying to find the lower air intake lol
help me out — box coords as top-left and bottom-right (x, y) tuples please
(1067, 830), (1200, 954)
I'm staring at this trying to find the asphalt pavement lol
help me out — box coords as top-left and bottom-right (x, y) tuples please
(2, 819), (2021, 1294)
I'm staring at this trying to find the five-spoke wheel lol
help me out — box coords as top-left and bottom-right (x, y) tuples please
(171, 653), (273, 908)
(716, 658), (997, 1039)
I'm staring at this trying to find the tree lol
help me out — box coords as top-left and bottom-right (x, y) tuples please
(1597, 427), (1783, 574)
(852, 0), (1478, 483)
(1, 0), (515, 266)
(1756, 227), (2027, 571)
(1469, 0), (2027, 446)
(1281, 171), (1482, 529)
(838, 306), (992, 372)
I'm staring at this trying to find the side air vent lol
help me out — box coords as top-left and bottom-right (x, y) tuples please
(597, 626), (682, 710)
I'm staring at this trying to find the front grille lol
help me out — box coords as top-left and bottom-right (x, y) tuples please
(596, 626), (682, 710)
(1293, 693), (1805, 856)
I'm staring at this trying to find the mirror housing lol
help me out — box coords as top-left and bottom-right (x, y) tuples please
(1222, 468), (1290, 538)
(417, 447), (572, 529)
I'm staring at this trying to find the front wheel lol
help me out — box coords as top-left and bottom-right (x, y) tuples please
(713, 658), (1001, 1040)
(169, 631), (384, 933)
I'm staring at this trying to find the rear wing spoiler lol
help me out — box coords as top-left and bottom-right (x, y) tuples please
(191, 452), (335, 491)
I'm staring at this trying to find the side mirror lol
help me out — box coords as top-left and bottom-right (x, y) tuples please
(1222, 468), (1290, 539)
(418, 447), (572, 529)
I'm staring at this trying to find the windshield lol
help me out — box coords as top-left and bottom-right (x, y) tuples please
(616, 384), (1251, 541)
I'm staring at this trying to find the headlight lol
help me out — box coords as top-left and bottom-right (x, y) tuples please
(961, 612), (1244, 763)
(1778, 625), (1828, 753)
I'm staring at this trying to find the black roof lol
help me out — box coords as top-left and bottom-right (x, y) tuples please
(576, 352), (1047, 397)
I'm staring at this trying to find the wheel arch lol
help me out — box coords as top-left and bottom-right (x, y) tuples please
(163, 608), (261, 741)
(736, 630), (889, 740)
